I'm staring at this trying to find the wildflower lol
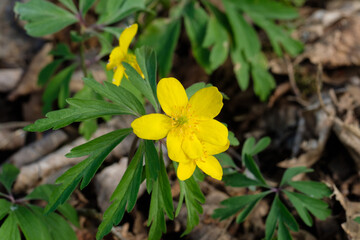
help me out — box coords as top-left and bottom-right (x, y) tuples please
(131, 77), (229, 180)
(106, 23), (143, 86)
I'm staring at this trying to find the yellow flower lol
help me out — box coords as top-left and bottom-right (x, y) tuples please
(131, 77), (229, 181)
(106, 23), (144, 86)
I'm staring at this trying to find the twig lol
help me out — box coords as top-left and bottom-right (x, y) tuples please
(0, 121), (30, 130)
(285, 55), (309, 106)
(315, 64), (331, 115)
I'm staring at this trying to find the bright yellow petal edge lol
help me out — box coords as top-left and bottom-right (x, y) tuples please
(107, 23), (143, 86)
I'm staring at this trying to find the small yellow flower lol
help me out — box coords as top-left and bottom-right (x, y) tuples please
(131, 77), (229, 181)
(106, 23), (144, 86)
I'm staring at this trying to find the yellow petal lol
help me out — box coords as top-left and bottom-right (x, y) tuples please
(167, 128), (189, 162)
(124, 53), (144, 78)
(177, 160), (196, 181)
(157, 78), (188, 117)
(107, 47), (125, 70)
(197, 119), (228, 146)
(119, 23), (138, 54)
(196, 155), (223, 180)
(131, 114), (171, 140)
(189, 87), (223, 119)
(203, 140), (230, 155)
(112, 65), (125, 86)
(182, 134), (203, 159)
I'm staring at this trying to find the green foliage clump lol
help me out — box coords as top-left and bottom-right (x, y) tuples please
(0, 164), (79, 240)
(213, 137), (332, 240)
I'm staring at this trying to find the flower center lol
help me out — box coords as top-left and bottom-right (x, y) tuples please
(174, 115), (188, 127)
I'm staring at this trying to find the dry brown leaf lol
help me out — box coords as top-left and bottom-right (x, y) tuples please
(305, 15), (360, 68)
(332, 117), (360, 170)
(268, 82), (291, 108)
(331, 182), (360, 239)
(13, 116), (134, 193)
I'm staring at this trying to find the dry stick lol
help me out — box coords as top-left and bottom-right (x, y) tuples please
(285, 55), (309, 106)
(315, 64), (331, 115)
(0, 121), (30, 130)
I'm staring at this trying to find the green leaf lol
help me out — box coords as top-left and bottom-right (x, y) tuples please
(265, 195), (279, 240)
(96, 32), (113, 58)
(236, 197), (262, 223)
(0, 199), (11, 221)
(215, 153), (237, 169)
(186, 82), (210, 99)
(14, 0), (77, 37)
(45, 128), (132, 214)
(251, 65), (276, 101)
(203, 16), (229, 70)
(97, 142), (144, 240)
(14, 205), (52, 240)
(278, 221), (292, 240)
(242, 137), (271, 159)
(283, 190), (313, 226)
(225, 0), (299, 20)
(223, 172), (266, 187)
(243, 154), (267, 185)
(280, 167), (313, 186)
(148, 150), (174, 240)
(26, 184), (55, 201)
(228, 131), (240, 146)
(224, 1), (260, 60)
(83, 77), (146, 116)
(123, 62), (158, 111)
(58, 77), (71, 109)
(289, 181), (332, 199)
(79, 119), (98, 140)
(183, 2), (212, 73)
(202, 0), (232, 31)
(265, 195), (300, 240)
(57, 203), (80, 227)
(42, 64), (76, 113)
(354, 216), (360, 224)
(59, 0), (77, 13)
(230, 48), (250, 90)
(103, 27), (124, 38)
(145, 140), (160, 193)
(50, 44), (75, 59)
(213, 191), (270, 221)
(0, 164), (20, 193)
(79, 0), (96, 16)
(249, 13), (303, 57)
(135, 47), (157, 98)
(97, 0), (146, 25)
(38, 59), (63, 86)
(25, 99), (131, 132)
(0, 212), (20, 240)
(284, 191), (331, 224)
(277, 197), (299, 232)
(174, 163), (205, 236)
(29, 205), (77, 240)
(137, 18), (181, 77)
(26, 184), (80, 227)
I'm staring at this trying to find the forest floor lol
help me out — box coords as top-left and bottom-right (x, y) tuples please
(1, 0), (360, 239)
